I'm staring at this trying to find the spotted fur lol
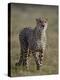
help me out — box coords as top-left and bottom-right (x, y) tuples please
(16, 17), (48, 70)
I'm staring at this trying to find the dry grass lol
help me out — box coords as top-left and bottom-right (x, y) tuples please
(10, 3), (58, 77)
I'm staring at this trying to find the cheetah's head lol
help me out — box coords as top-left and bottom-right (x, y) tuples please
(36, 17), (48, 31)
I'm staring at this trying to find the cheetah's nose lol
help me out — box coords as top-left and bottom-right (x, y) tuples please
(41, 25), (44, 27)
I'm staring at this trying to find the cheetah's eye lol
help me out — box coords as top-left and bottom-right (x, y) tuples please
(45, 21), (46, 23)
(39, 20), (41, 23)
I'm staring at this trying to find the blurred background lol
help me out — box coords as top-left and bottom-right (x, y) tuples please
(10, 3), (58, 76)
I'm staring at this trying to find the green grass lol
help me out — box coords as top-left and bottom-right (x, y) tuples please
(10, 3), (58, 77)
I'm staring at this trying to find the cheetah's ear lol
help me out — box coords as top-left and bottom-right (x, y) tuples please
(36, 18), (38, 22)
(45, 17), (48, 21)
